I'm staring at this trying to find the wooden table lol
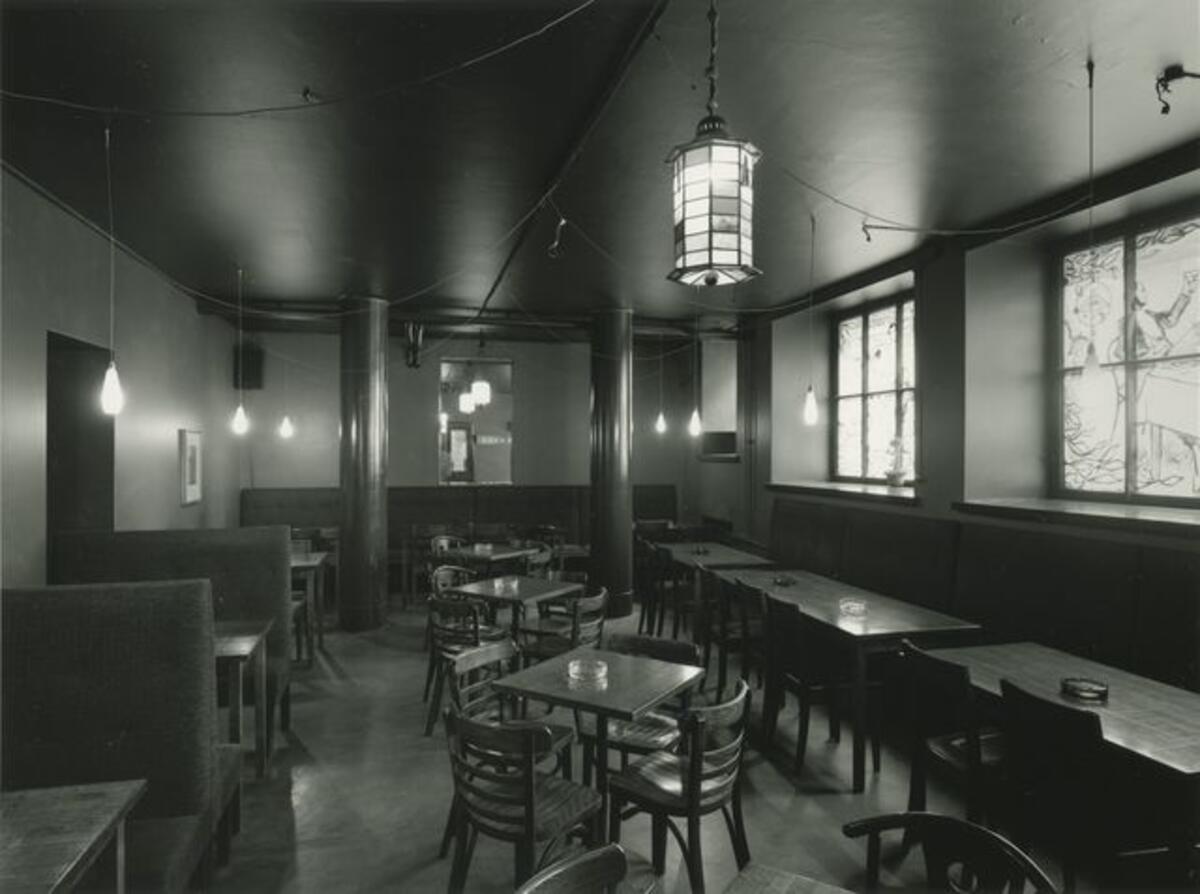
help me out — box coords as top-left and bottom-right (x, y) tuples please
(723, 864), (854, 894)
(216, 619), (274, 778)
(492, 647), (705, 833)
(725, 568), (979, 792)
(441, 543), (540, 572)
(0, 780), (146, 893)
(447, 575), (583, 635)
(662, 542), (776, 571)
(931, 641), (1200, 878)
(291, 551), (329, 654)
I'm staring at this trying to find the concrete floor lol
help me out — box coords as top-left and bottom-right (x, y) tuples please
(208, 609), (1006, 893)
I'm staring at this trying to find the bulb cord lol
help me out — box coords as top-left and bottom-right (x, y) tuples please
(705, 0), (719, 117)
(807, 212), (817, 384)
(104, 125), (116, 357)
(237, 266), (245, 405)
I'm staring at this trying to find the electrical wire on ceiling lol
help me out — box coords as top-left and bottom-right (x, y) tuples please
(0, 0), (599, 119)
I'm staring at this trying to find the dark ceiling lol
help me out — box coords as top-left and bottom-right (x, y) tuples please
(2, 0), (1198, 332)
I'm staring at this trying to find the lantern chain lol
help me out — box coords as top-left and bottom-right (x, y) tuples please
(705, 0), (719, 118)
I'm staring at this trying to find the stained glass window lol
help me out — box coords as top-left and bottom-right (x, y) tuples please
(1059, 216), (1200, 500)
(834, 297), (916, 482)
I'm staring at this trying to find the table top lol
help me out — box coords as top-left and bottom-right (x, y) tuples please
(722, 568), (979, 641)
(448, 575), (582, 606)
(215, 618), (274, 659)
(0, 780), (147, 892)
(662, 542), (776, 570)
(930, 641), (1200, 776)
(441, 543), (540, 564)
(723, 864), (854, 894)
(492, 647), (705, 721)
(290, 551), (329, 570)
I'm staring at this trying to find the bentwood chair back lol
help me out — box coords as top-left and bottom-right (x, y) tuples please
(843, 812), (1058, 893)
(570, 588), (609, 649)
(515, 844), (629, 894)
(425, 595), (506, 736)
(523, 542), (554, 578)
(444, 711), (602, 891)
(430, 564), (476, 594)
(633, 536), (658, 635)
(608, 679), (753, 894)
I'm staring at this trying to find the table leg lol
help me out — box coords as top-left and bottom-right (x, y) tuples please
(316, 561), (326, 643)
(595, 716), (610, 837)
(116, 819), (126, 894)
(852, 645), (867, 793)
(227, 660), (244, 745)
(254, 642), (268, 778)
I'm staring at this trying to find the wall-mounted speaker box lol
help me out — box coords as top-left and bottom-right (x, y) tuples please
(233, 342), (264, 390)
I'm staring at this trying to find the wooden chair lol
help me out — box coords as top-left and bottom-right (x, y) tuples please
(438, 640), (577, 859)
(515, 844), (628, 894)
(575, 634), (702, 786)
(843, 812), (1058, 893)
(424, 595), (507, 736)
(633, 536), (659, 636)
(653, 546), (692, 640)
(901, 640), (1004, 831)
(608, 680), (753, 894)
(1000, 679), (1140, 892)
(520, 588), (608, 665)
(730, 579), (767, 694)
(444, 711), (603, 892)
(432, 534), (468, 556)
(761, 595), (881, 776)
(523, 542), (555, 579)
(423, 564), (482, 703)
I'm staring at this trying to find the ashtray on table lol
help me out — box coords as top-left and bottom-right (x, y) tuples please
(838, 597), (868, 617)
(1061, 677), (1108, 703)
(772, 575), (796, 587)
(567, 658), (608, 683)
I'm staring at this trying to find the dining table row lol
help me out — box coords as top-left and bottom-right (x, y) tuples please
(420, 524), (1200, 894)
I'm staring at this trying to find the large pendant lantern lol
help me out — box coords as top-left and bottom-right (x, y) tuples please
(667, 0), (760, 288)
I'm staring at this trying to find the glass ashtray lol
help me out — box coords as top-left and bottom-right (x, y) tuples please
(772, 575), (796, 587)
(838, 597), (868, 616)
(567, 658), (608, 683)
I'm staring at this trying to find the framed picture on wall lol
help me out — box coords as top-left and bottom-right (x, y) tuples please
(179, 429), (202, 505)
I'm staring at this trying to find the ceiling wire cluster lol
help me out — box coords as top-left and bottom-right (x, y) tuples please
(0, 4), (1183, 338)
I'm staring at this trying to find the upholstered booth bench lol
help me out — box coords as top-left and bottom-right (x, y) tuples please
(51, 525), (294, 738)
(1, 580), (241, 891)
(768, 497), (1200, 691)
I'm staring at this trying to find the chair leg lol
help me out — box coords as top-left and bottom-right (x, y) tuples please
(795, 695), (811, 774)
(425, 660), (446, 736)
(903, 751), (926, 852)
(439, 796), (459, 859)
(685, 813), (706, 894)
(702, 637), (713, 680)
(582, 742), (594, 787)
(871, 707), (882, 774)
(447, 817), (471, 894)
(561, 743), (573, 781)
(514, 840), (536, 888)
(731, 785), (751, 868)
(651, 813), (668, 875)
(671, 592), (682, 640)
(280, 685), (292, 733)
(609, 792), (624, 844)
(423, 647), (437, 703)
(717, 643), (729, 699)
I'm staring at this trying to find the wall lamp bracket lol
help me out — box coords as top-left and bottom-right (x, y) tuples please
(1156, 64), (1199, 115)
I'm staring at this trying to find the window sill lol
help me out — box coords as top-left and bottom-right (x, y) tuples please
(768, 480), (919, 506)
(954, 498), (1200, 537)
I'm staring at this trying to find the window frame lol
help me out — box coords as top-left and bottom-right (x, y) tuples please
(1050, 200), (1200, 509)
(829, 292), (919, 485)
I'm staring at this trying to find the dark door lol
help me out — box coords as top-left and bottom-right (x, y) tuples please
(46, 332), (114, 576)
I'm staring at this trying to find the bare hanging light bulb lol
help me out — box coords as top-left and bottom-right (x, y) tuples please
(231, 403), (250, 435)
(802, 213), (819, 427)
(231, 267), (250, 435)
(278, 415), (295, 439)
(802, 386), (818, 426)
(654, 411), (668, 434)
(688, 408), (703, 438)
(100, 361), (125, 415)
(100, 126), (125, 416)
